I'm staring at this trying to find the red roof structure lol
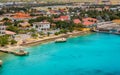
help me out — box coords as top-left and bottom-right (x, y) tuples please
(73, 19), (81, 24)
(82, 17), (97, 23)
(13, 12), (31, 19)
(53, 15), (70, 21)
(82, 17), (97, 26)
(83, 21), (95, 26)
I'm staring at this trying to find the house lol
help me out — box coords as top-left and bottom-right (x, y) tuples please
(19, 22), (31, 28)
(73, 19), (81, 24)
(0, 22), (6, 36)
(32, 21), (50, 32)
(11, 12), (32, 21)
(53, 15), (70, 21)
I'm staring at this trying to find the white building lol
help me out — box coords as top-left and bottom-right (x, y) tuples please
(0, 23), (6, 36)
(33, 21), (50, 32)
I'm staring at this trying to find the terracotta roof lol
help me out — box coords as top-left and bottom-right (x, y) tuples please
(73, 19), (81, 24)
(13, 12), (31, 19)
(82, 17), (97, 22)
(53, 15), (70, 21)
(83, 21), (95, 26)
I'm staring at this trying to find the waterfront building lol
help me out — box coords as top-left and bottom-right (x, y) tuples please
(0, 22), (6, 36)
(73, 19), (81, 24)
(82, 17), (97, 28)
(32, 21), (50, 32)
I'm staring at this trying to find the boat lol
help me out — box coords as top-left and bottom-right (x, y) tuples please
(55, 38), (67, 43)
(0, 60), (2, 66)
(14, 49), (29, 56)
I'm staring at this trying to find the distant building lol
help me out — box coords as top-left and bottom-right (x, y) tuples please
(82, 17), (97, 27)
(19, 22), (31, 28)
(73, 19), (81, 24)
(53, 15), (70, 21)
(0, 23), (6, 36)
(32, 21), (50, 32)
(11, 12), (32, 21)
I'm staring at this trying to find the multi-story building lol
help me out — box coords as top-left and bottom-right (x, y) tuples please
(32, 21), (50, 32)
(0, 23), (6, 36)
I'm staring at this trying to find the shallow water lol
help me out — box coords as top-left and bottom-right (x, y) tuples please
(0, 33), (120, 75)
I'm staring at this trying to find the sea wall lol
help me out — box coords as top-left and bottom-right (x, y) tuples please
(21, 31), (90, 46)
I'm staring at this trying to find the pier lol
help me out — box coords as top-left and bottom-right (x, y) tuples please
(0, 49), (15, 54)
(0, 49), (29, 56)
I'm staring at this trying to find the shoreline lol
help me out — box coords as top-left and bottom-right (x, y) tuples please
(20, 31), (90, 47)
(0, 31), (90, 55)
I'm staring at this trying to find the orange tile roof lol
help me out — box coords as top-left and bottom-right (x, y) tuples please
(13, 12), (31, 19)
(73, 19), (81, 24)
(83, 21), (95, 26)
(53, 15), (69, 21)
(82, 17), (97, 22)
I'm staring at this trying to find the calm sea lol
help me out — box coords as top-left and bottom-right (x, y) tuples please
(0, 33), (120, 75)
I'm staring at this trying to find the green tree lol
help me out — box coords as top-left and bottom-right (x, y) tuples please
(31, 33), (38, 38)
(10, 39), (17, 45)
(7, 25), (19, 33)
(2, 18), (10, 21)
(29, 28), (36, 33)
(0, 35), (9, 46)
(47, 32), (50, 36)
(0, 11), (4, 15)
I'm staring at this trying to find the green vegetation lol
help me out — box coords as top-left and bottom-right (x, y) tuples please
(10, 39), (17, 45)
(54, 32), (60, 35)
(29, 16), (53, 24)
(0, 35), (9, 46)
(0, 35), (17, 46)
(31, 33), (38, 38)
(69, 7), (120, 21)
(0, 11), (4, 15)
(7, 25), (19, 33)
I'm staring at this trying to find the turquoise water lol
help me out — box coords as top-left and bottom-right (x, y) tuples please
(0, 33), (120, 75)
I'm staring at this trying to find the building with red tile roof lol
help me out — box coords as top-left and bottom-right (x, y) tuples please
(53, 15), (70, 21)
(82, 17), (97, 27)
(83, 21), (95, 26)
(73, 19), (81, 24)
(13, 12), (31, 19)
(82, 17), (97, 23)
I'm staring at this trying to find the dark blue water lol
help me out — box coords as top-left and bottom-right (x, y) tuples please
(0, 33), (120, 75)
